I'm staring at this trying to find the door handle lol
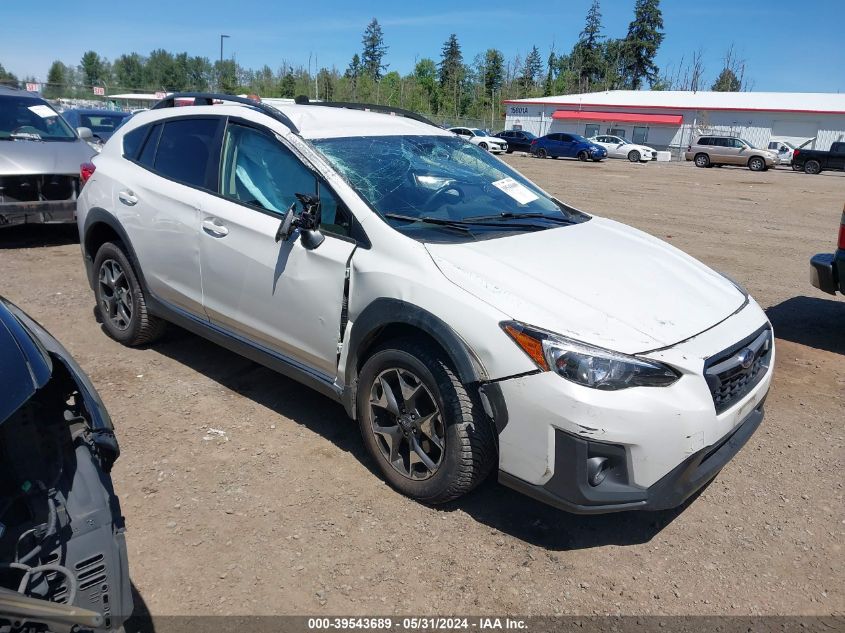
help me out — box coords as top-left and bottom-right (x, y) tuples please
(202, 218), (229, 237)
(118, 190), (138, 206)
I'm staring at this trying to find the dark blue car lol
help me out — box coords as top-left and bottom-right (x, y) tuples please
(531, 132), (607, 162)
(60, 108), (131, 143)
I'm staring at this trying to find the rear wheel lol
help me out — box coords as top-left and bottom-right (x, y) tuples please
(93, 242), (166, 346)
(578, 150), (589, 161)
(537, 148), (548, 159)
(694, 153), (710, 168)
(748, 156), (766, 172)
(627, 150), (641, 162)
(804, 159), (821, 175)
(356, 340), (496, 504)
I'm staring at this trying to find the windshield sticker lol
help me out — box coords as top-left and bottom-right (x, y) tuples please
(28, 105), (57, 119)
(491, 177), (538, 205)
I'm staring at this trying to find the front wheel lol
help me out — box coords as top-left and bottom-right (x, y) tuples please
(93, 241), (166, 346)
(356, 340), (496, 504)
(578, 150), (589, 161)
(479, 142), (488, 151)
(804, 160), (821, 175)
(627, 150), (641, 162)
(748, 156), (767, 172)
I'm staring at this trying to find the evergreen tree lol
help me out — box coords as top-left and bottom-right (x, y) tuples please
(0, 63), (17, 87)
(361, 18), (388, 80)
(623, 0), (665, 89)
(483, 48), (504, 96)
(521, 46), (543, 94)
(345, 53), (362, 99)
(573, 0), (605, 91)
(80, 51), (105, 86)
(544, 51), (556, 96)
(113, 53), (145, 90)
(438, 34), (464, 116)
(711, 68), (740, 92)
(279, 68), (296, 98)
(44, 61), (66, 98)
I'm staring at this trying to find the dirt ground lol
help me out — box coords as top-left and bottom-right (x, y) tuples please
(0, 158), (842, 618)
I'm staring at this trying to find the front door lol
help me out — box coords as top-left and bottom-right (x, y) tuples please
(198, 121), (358, 378)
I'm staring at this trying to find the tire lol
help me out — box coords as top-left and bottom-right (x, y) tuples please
(748, 156), (766, 172)
(537, 148), (548, 159)
(694, 153), (710, 168)
(356, 339), (496, 505)
(93, 241), (166, 346)
(479, 142), (488, 151)
(627, 150), (641, 162)
(578, 150), (589, 162)
(804, 160), (821, 175)
(592, 158), (602, 162)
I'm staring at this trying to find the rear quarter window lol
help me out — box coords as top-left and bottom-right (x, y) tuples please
(122, 126), (147, 159)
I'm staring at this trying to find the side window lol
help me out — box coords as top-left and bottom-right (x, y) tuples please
(220, 123), (353, 237)
(123, 126), (147, 159)
(153, 118), (220, 188)
(733, 139), (746, 148)
(560, 134), (573, 142)
(137, 123), (162, 167)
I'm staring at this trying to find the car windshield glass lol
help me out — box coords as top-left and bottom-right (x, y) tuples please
(0, 96), (76, 141)
(469, 129), (486, 137)
(311, 134), (581, 239)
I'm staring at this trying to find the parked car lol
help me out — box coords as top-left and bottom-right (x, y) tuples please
(0, 86), (96, 228)
(448, 127), (507, 153)
(0, 296), (132, 632)
(791, 141), (845, 175)
(588, 134), (656, 162)
(767, 138), (798, 166)
(531, 133), (607, 161)
(61, 108), (131, 145)
(495, 129), (537, 153)
(77, 93), (773, 514)
(685, 135), (778, 171)
(810, 205), (845, 296)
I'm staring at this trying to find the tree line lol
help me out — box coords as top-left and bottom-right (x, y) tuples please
(1, 0), (752, 124)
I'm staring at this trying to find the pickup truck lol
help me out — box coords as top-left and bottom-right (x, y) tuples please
(810, 205), (845, 295)
(792, 141), (845, 174)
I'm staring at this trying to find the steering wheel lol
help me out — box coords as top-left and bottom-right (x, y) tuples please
(422, 183), (464, 213)
(11, 125), (42, 136)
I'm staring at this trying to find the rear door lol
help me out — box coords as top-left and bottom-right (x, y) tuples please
(198, 120), (358, 377)
(115, 116), (224, 315)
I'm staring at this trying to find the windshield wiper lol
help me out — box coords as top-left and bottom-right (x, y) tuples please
(462, 212), (574, 224)
(384, 212), (549, 232)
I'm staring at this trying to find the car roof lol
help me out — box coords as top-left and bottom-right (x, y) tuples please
(0, 86), (42, 100)
(126, 101), (451, 140)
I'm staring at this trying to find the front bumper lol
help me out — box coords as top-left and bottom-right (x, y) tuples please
(0, 200), (76, 228)
(500, 399), (765, 513)
(810, 252), (841, 295)
(495, 300), (773, 513)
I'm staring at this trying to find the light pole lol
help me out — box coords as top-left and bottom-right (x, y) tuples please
(219, 34), (230, 91)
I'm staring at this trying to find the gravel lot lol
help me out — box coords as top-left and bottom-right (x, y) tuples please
(0, 158), (842, 618)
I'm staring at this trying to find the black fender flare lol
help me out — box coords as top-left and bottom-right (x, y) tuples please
(342, 298), (509, 433)
(82, 208), (150, 295)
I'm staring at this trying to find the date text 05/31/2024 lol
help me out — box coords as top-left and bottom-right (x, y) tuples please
(307, 617), (528, 630)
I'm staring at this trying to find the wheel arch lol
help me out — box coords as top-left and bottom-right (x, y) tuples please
(342, 299), (503, 422)
(82, 208), (149, 295)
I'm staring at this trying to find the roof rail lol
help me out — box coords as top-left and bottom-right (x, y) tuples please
(294, 97), (440, 128)
(150, 92), (300, 134)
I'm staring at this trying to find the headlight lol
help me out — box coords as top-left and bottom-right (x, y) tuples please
(501, 321), (679, 390)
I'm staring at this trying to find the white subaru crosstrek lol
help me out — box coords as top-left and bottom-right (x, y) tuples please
(76, 94), (774, 513)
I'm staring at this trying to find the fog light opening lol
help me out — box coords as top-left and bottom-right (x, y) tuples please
(586, 456), (608, 487)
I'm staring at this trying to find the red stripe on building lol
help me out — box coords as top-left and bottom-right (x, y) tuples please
(551, 110), (683, 125)
(504, 100), (845, 115)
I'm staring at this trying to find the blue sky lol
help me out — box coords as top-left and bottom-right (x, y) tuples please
(2, 0), (843, 92)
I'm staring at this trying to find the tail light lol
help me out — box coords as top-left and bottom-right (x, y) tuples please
(530, 139), (537, 145)
(687, 145), (691, 152)
(838, 219), (845, 250)
(793, 149), (800, 158)
(80, 162), (96, 185)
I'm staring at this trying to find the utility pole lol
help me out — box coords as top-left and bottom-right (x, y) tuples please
(219, 34), (230, 91)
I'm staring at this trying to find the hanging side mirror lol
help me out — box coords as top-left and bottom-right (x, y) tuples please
(275, 202), (298, 243)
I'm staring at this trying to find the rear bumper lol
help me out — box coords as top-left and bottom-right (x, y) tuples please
(0, 201), (76, 228)
(810, 252), (841, 295)
(500, 399), (766, 514)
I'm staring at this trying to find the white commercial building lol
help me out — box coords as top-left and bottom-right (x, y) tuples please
(503, 90), (845, 156)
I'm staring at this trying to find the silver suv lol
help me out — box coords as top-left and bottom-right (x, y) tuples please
(685, 135), (778, 171)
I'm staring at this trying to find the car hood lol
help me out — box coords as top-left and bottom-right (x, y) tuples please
(480, 136), (506, 144)
(424, 217), (746, 354)
(0, 139), (95, 176)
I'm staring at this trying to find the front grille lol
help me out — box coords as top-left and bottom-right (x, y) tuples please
(0, 175), (78, 204)
(704, 326), (772, 414)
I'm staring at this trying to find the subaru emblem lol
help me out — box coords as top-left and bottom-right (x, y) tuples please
(737, 348), (755, 369)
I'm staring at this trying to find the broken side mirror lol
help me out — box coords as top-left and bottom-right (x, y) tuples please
(275, 193), (325, 249)
(275, 202), (298, 243)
